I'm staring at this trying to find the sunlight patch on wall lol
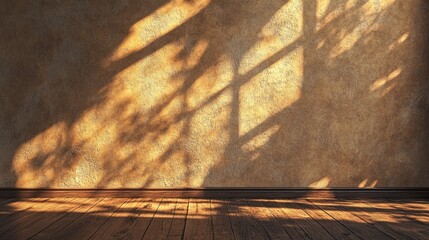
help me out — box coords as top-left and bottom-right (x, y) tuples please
(388, 33), (409, 51)
(106, 0), (211, 66)
(241, 125), (280, 157)
(13, 121), (68, 187)
(186, 85), (232, 187)
(308, 176), (331, 188)
(186, 56), (234, 111)
(317, 0), (395, 31)
(370, 67), (401, 94)
(4, 0), (428, 188)
(358, 178), (378, 188)
(238, 0), (302, 75)
(178, 39), (209, 69)
(138, 150), (189, 188)
(240, 46), (303, 137)
(114, 42), (185, 111)
(327, 0), (396, 59)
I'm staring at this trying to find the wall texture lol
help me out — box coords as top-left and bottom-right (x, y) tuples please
(1, 0), (428, 188)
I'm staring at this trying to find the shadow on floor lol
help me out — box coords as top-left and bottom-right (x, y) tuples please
(0, 197), (428, 239)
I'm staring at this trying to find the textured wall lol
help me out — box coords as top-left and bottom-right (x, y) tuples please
(0, 0), (428, 188)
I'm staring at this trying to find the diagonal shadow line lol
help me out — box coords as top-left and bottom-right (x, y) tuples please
(189, 36), (304, 117)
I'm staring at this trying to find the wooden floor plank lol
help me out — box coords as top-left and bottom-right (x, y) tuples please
(237, 199), (271, 240)
(226, 199), (252, 240)
(96, 198), (162, 240)
(353, 199), (429, 239)
(294, 199), (361, 240)
(184, 198), (213, 240)
(227, 199), (270, 240)
(0, 198), (58, 236)
(31, 198), (103, 239)
(42, 198), (126, 240)
(167, 198), (189, 240)
(0, 198), (16, 217)
(0, 197), (426, 240)
(262, 199), (312, 239)
(272, 199), (336, 240)
(88, 198), (138, 239)
(210, 199), (235, 240)
(245, 199), (292, 240)
(384, 199), (429, 224)
(142, 198), (177, 240)
(310, 199), (393, 240)
(0, 198), (14, 206)
(341, 199), (419, 239)
(0, 198), (91, 240)
(89, 198), (164, 240)
(0, 198), (48, 218)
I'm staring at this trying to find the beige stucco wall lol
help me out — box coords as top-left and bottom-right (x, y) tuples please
(0, 0), (428, 188)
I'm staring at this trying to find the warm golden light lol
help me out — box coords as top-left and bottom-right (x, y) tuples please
(309, 177), (331, 188)
(1, 0), (427, 188)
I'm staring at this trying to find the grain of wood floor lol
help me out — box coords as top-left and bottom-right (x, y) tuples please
(0, 197), (428, 239)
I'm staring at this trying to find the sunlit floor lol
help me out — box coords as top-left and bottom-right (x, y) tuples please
(0, 197), (428, 240)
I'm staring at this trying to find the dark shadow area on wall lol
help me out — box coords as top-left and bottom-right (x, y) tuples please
(0, 0), (428, 188)
(204, 0), (429, 187)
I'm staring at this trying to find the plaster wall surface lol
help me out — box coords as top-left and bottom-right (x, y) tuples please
(0, 0), (428, 188)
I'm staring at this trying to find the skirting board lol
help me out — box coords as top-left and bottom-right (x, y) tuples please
(0, 188), (428, 199)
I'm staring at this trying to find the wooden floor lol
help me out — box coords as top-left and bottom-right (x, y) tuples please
(0, 198), (428, 240)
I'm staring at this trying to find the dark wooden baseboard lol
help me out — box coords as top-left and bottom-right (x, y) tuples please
(0, 188), (428, 199)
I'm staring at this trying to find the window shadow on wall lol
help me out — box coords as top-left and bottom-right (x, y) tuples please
(203, 0), (429, 187)
(0, 0), (428, 188)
